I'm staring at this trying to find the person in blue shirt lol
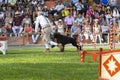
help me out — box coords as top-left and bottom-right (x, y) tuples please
(75, 13), (84, 31)
(71, 0), (79, 6)
(71, 21), (82, 41)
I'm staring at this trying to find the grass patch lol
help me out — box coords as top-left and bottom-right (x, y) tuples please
(0, 48), (98, 80)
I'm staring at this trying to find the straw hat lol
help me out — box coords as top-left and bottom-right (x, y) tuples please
(15, 11), (20, 15)
(94, 19), (99, 22)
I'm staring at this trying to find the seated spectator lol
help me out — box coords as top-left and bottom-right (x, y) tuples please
(12, 11), (23, 37)
(72, 6), (77, 18)
(71, 21), (79, 39)
(23, 24), (33, 44)
(4, 14), (13, 37)
(61, 7), (69, 19)
(0, 10), (4, 32)
(64, 13), (74, 35)
(86, 6), (95, 19)
(112, 6), (120, 22)
(57, 19), (65, 35)
(5, 6), (14, 18)
(105, 7), (111, 26)
(42, 6), (49, 17)
(93, 19), (102, 44)
(22, 14), (32, 28)
(83, 21), (93, 42)
(101, 21), (110, 43)
(75, 1), (84, 14)
(71, 0), (79, 6)
(75, 13), (84, 31)
(117, 25), (120, 43)
(63, 0), (71, 7)
(32, 28), (41, 44)
(50, 21), (57, 35)
(0, 24), (6, 36)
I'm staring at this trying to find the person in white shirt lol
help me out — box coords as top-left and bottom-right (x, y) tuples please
(57, 19), (64, 35)
(101, 21), (110, 43)
(35, 11), (62, 52)
(112, 6), (120, 22)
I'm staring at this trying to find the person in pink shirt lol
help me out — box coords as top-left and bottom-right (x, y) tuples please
(86, 6), (95, 19)
(64, 13), (74, 35)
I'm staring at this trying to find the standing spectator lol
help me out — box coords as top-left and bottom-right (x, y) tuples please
(35, 11), (62, 52)
(12, 11), (23, 37)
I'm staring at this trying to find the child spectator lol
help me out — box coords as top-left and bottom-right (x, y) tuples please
(23, 24), (33, 44)
(93, 19), (102, 44)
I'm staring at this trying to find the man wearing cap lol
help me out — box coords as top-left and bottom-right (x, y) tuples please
(35, 11), (62, 52)
(12, 11), (23, 37)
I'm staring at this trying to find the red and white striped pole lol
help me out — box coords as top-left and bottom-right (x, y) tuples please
(110, 18), (113, 50)
(93, 27), (96, 49)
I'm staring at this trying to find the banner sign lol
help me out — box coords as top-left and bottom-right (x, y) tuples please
(100, 51), (120, 80)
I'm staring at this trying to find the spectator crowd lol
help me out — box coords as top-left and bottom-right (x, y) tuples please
(0, 0), (120, 44)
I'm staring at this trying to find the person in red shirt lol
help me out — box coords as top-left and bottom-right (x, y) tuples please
(23, 24), (33, 44)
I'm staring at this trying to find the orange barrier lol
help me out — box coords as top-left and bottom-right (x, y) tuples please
(80, 48), (103, 62)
